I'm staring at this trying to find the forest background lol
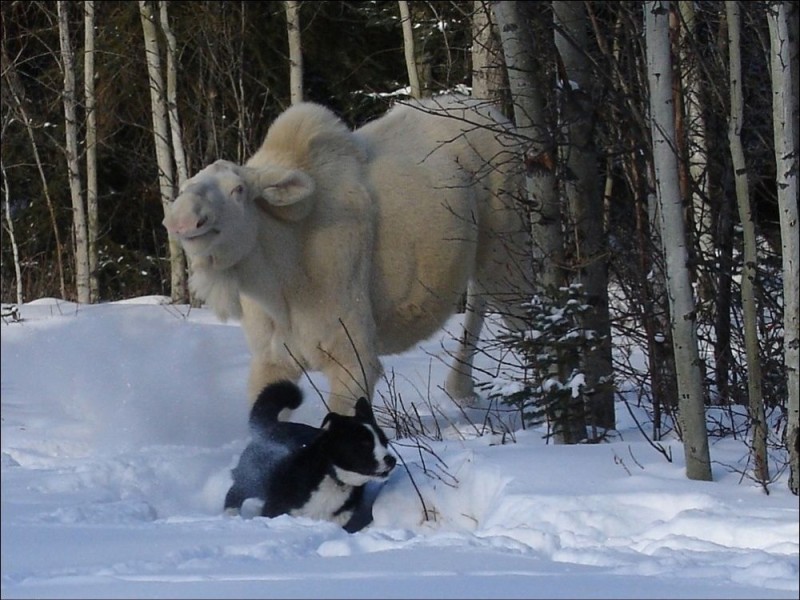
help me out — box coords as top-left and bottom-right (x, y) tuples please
(1, 1), (798, 493)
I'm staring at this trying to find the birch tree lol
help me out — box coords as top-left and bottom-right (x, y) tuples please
(286, 1), (303, 105)
(766, 0), (799, 495)
(492, 1), (561, 292)
(726, 0), (769, 487)
(492, 1), (586, 443)
(399, 0), (421, 99)
(58, 0), (90, 304)
(84, 0), (98, 301)
(471, 0), (504, 107)
(554, 0), (614, 432)
(158, 1), (188, 188)
(676, 1), (713, 299)
(139, 0), (184, 302)
(157, 0), (190, 302)
(645, 0), (711, 481)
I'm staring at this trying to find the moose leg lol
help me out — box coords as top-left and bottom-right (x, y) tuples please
(445, 286), (486, 404)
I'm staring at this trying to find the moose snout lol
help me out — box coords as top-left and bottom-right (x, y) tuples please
(163, 211), (211, 239)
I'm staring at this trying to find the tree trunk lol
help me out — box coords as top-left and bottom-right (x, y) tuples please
(159, 1), (188, 187)
(84, 0), (99, 301)
(471, 0), (505, 108)
(285, 1), (303, 105)
(645, 0), (712, 481)
(726, 0), (769, 487)
(766, 1), (799, 496)
(493, 1), (584, 444)
(158, 0), (189, 303)
(713, 188), (734, 405)
(677, 1), (714, 302)
(398, 1), (421, 99)
(139, 0), (181, 302)
(492, 1), (561, 290)
(58, 0), (91, 304)
(554, 0), (615, 434)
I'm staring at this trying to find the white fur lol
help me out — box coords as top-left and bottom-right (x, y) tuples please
(163, 95), (531, 414)
(291, 475), (355, 527)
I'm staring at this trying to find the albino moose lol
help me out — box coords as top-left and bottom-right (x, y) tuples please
(163, 94), (531, 415)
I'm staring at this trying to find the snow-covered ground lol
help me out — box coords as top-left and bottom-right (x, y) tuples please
(1, 297), (797, 599)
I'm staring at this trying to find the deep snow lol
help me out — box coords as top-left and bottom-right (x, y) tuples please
(1, 297), (797, 599)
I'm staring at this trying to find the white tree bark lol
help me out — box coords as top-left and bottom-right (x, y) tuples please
(84, 0), (98, 301)
(677, 1), (714, 291)
(58, 0), (91, 304)
(789, 2), (799, 160)
(159, 0), (188, 188)
(726, 0), (769, 486)
(158, 0), (189, 302)
(492, 1), (561, 290)
(645, 0), (712, 481)
(471, 0), (504, 106)
(767, 0), (799, 495)
(139, 0), (182, 302)
(285, 1), (303, 105)
(492, 1), (585, 444)
(398, 0), (421, 99)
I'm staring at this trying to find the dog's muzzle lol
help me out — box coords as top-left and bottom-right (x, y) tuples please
(379, 454), (397, 477)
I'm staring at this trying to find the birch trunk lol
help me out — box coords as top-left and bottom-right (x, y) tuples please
(493, 1), (585, 444)
(645, 0), (712, 481)
(726, 0), (769, 486)
(554, 0), (615, 432)
(139, 0), (181, 302)
(157, 0), (188, 302)
(677, 1), (714, 300)
(492, 1), (561, 289)
(285, 1), (303, 105)
(58, 0), (91, 304)
(158, 1), (188, 187)
(84, 0), (98, 301)
(766, 1), (800, 496)
(471, 1), (504, 107)
(398, 1), (421, 99)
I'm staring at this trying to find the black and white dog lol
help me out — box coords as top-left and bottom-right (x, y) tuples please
(224, 380), (396, 533)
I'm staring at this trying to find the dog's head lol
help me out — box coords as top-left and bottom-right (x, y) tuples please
(320, 397), (396, 486)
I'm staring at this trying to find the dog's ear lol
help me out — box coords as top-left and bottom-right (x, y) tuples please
(321, 412), (340, 430)
(321, 413), (333, 430)
(354, 397), (374, 421)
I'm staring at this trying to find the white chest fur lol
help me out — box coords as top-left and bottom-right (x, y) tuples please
(290, 475), (353, 526)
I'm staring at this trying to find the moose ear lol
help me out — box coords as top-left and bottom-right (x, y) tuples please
(246, 165), (315, 221)
(255, 167), (315, 206)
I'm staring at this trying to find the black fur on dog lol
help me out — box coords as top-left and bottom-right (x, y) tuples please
(224, 380), (396, 532)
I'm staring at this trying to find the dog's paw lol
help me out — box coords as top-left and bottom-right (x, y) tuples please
(241, 497), (266, 519)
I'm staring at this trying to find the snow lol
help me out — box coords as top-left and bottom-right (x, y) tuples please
(2, 297), (798, 599)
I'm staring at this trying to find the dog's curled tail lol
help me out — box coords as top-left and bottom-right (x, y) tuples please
(249, 380), (304, 426)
